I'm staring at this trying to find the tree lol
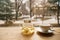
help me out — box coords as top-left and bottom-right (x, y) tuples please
(0, 0), (12, 12)
(48, 0), (60, 25)
(15, 0), (23, 20)
(48, 0), (57, 4)
(0, 0), (14, 24)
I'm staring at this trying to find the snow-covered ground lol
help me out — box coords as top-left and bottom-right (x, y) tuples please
(0, 20), (5, 24)
(0, 18), (59, 26)
(13, 20), (24, 24)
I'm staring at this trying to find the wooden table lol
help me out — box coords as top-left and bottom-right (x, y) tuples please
(0, 27), (60, 40)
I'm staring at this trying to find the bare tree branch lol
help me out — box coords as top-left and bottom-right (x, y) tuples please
(18, 0), (23, 11)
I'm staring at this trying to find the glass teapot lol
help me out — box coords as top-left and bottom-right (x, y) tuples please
(21, 19), (34, 35)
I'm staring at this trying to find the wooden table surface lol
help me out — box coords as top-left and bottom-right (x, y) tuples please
(0, 27), (60, 40)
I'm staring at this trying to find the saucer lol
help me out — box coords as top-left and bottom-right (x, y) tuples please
(37, 28), (53, 33)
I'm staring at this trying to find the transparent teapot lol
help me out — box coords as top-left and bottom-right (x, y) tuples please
(21, 22), (34, 35)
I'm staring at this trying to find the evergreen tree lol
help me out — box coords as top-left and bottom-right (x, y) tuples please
(0, 0), (13, 24)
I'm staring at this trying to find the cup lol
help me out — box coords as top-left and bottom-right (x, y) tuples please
(40, 24), (51, 32)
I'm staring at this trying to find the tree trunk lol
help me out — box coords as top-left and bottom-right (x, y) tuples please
(57, 2), (59, 25)
(30, 0), (32, 18)
(15, 0), (18, 20)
